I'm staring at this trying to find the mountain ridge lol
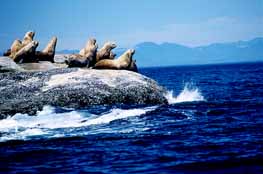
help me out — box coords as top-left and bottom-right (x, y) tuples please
(131, 37), (263, 67)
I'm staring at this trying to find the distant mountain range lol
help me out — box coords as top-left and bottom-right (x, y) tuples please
(2, 38), (263, 67)
(132, 37), (263, 67)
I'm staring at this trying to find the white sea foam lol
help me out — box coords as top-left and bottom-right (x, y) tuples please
(165, 83), (205, 104)
(83, 107), (155, 126)
(0, 105), (156, 142)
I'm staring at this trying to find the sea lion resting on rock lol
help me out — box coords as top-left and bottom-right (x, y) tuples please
(12, 41), (39, 63)
(94, 49), (136, 71)
(96, 41), (117, 63)
(35, 37), (57, 62)
(79, 38), (98, 57)
(66, 38), (98, 68)
(79, 38), (98, 67)
(6, 31), (35, 59)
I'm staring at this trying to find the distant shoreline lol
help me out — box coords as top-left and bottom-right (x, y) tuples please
(139, 60), (263, 69)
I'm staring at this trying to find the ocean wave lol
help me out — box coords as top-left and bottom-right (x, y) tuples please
(0, 106), (157, 142)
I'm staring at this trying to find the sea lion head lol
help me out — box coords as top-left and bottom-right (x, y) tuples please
(102, 41), (117, 51)
(96, 41), (117, 62)
(88, 38), (96, 45)
(110, 42), (117, 49)
(24, 31), (35, 40)
(87, 38), (98, 50)
(117, 49), (135, 67)
(127, 49), (135, 58)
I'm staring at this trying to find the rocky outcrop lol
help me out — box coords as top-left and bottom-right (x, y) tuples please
(0, 69), (168, 118)
(0, 57), (24, 72)
(54, 54), (70, 64)
(0, 57), (67, 72)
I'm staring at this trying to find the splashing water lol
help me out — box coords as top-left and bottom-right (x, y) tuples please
(165, 83), (205, 104)
(0, 83), (204, 142)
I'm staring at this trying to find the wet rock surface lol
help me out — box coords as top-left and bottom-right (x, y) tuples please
(0, 68), (168, 118)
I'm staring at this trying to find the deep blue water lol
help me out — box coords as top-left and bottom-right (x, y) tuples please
(0, 62), (263, 173)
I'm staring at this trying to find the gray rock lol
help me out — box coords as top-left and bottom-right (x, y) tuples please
(0, 68), (168, 118)
(19, 61), (67, 71)
(54, 54), (70, 64)
(0, 56), (24, 72)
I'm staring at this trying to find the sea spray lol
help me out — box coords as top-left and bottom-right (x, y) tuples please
(165, 83), (205, 104)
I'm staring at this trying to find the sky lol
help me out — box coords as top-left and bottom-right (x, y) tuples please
(0, 0), (262, 51)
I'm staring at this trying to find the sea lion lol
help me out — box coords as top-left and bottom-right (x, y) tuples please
(42, 36), (57, 54)
(9, 39), (23, 59)
(96, 41), (117, 62)
(12, 41), (39, 63)
(79, 38), (98, 67)
(79, 38), (98, 56)
(4, 31), (35, 58)
(94, 49), (135, 70)
(35, 37), (57, 62)
(21, 31), (35, 46)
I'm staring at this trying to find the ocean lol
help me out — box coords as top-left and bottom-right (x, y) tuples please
(0, 62), (263, 173)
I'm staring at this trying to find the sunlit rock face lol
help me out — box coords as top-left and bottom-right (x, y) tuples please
(0, 68), (168, 118)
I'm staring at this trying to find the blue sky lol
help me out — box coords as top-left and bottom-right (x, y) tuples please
(0, 0), (262, 50)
